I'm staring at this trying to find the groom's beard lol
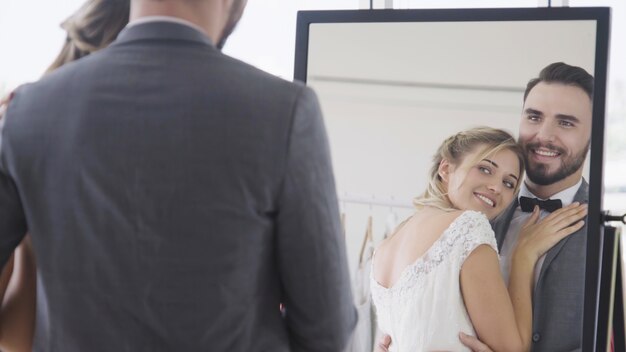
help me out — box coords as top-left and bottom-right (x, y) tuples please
(523, 139), (590, 186)
(217, 0), (246, 50)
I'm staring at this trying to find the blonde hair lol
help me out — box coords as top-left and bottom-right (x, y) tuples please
(413, 127), (525, 211)
(46, 0), (130, 73)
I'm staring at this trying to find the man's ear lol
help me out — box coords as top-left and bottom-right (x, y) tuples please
(438, 158), (452, 183)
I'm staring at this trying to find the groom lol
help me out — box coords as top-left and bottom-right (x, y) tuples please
(376, 62), (593, 352)
(0, 0), (357, 350)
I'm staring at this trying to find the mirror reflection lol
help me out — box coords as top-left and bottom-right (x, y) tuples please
(306, 20), (596, 351)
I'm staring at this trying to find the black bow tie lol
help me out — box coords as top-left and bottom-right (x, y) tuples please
(519, 196), (563, 213)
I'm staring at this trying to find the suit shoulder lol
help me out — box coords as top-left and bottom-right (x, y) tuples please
(2, 81), (40, 117)
(219, 54), (308, 98)
(9, 57), (86, 105)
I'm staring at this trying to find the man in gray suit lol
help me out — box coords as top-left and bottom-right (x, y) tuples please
(377, 63), (593, 352)
(490, 62), (593, 352)
(0, 0), (356, 351)
(460, 63), (592, 352)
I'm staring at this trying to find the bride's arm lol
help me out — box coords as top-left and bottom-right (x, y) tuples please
(461, 203), (587, 352)
(0, 255), (15, 309)
(0, 92), (36, 351)
(0, 236), (37, 352)
(461, 244), (528, 351)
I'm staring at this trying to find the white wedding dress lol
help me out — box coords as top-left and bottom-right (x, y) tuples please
(370, 210), (498, 351)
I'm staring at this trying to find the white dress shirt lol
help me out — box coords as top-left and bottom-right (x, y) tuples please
(500, 178), (583, 286)
(126, 16), (209, 38)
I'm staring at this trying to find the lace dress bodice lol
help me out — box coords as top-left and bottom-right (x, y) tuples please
(370, 210), (498, 352)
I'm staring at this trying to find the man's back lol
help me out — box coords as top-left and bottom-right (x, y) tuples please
(0, 22), (356, 351)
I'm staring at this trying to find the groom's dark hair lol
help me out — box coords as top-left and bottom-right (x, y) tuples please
(523, 62), (594, 101)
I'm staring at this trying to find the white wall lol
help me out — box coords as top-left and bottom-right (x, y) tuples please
(306, 20), (597, 275)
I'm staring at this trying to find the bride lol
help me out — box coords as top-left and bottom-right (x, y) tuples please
(370, 127), (587, 351)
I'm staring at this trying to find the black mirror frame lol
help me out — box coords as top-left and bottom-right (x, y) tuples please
(294, 7), (611, 351)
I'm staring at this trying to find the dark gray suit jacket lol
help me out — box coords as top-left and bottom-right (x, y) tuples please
(492, 180), (588, 352)
(0, 22), (356, 351)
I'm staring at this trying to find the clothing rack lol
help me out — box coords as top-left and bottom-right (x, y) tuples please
(339, 193), (414, 210)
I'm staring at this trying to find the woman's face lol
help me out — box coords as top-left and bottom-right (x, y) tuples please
(441, 146), (521, 220)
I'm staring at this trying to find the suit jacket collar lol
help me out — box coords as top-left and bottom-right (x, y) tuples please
(493, 178), (589, 290)
(127, 16), (207, 35)
(535, 178), (589, 283)
(518, 178), (583, 206)
(112, 21), (215, 48)
(573, 178), (589, 203)
(492, 199), (518, 251)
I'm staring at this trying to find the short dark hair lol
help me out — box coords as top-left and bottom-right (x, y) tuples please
(523, 62), (594, 102)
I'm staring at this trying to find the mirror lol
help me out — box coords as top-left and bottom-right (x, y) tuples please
(295, 8), (609, 351)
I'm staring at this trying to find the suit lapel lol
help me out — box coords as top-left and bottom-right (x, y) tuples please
(536, 179), (589, 285)
(492, 198), (518, 251)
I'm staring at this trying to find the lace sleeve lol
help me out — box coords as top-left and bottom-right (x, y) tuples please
(457, 211), (498, 264)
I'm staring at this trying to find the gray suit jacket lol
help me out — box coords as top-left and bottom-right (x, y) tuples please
(492, 180), (588, 352)
(0, 22), (356, 351)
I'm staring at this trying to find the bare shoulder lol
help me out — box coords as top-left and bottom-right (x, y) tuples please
(377, 208), (464, 259)
(420, 208), (465, 228)
(373, 208), (470, 287)
(443, 209), (466, 222)
(374, 236), (392, 258)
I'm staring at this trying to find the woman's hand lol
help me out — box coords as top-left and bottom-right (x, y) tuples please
(0, 91), (14, 118)
(373, 334), (391, 352)
(459, 332), (493, 352)
(514, 202), (588, 264)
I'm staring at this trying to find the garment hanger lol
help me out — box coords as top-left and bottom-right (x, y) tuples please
(340, 196), (346, 237)
(358, 211), (374, 265)
(384, 198), (398, 239)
